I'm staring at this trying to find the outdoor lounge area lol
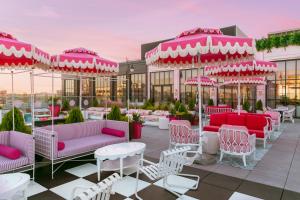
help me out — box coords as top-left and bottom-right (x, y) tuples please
(2, 1), (300, 200)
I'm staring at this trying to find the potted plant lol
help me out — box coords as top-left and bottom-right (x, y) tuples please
(242, 100), (251, 112)
(92, 98), (99, 107)
(131, 112), (144, 139)
(65, 107), (84, 124)
(168, 104), (177, 121)
(255, 99), (263, 113)
(188, 99), (196, 115)
(208, 98), (214, 106)
(48, 97), (61, 117)
(107, 105), (122, 121)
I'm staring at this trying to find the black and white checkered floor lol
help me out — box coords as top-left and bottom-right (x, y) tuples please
(26, 158), (299, 200)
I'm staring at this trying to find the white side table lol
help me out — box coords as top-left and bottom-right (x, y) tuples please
(202, 131), (220, 155)
(95, 142), (146, 181)
(158, 117), (169, 129)
(0, 173), (30, 200)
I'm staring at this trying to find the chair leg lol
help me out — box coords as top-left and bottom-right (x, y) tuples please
(177, 173), (200, 190)
(135, 168), (143, 200)
(219, 151), (224, 162)
(242, 155), (247, 167)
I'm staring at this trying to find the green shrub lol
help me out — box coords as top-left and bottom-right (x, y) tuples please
(142, 99), (153, 109)
(188, 99), (195, 111)
(242, 101), (250, 112)
(174, 100), (181, 111)
(132, 113), (144, 124)
(61, 99), (70, 111)
(65, 107), (84, 124)
(0, 107), (31, 134)
(107, 105), (122, 121)
(256, 100), (263, 111)
(208, 99), (214, 106)
(92, 98), (99, 107)
(177, 103), (188, 114)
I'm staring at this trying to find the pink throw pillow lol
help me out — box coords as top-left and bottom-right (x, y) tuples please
(58, 141), (65, 151)
(102, 128), (125, 137)
(0, 144), (21, 160)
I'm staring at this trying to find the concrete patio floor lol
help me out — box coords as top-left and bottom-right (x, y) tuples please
(134, 119), (300, 194)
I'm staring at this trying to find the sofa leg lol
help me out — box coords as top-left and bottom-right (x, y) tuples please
(242, 155), (246, 167)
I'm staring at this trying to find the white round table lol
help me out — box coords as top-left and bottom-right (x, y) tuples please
(0, 173), (30, 200)
(95, 142), (146, 181)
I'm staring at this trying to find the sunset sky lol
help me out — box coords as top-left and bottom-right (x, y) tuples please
(1, 0), (300, 93)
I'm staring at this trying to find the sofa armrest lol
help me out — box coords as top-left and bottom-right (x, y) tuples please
(0, 131), (10, 145)
(9, 131), (35, 164)
(34, 128), (58, 160)
(105, 120), (129, 141)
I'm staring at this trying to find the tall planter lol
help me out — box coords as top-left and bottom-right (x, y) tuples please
(132, 122), (142, 139)
(49, 105), (61, 117)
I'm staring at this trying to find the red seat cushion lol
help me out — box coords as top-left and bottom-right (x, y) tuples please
(58, 141), (65, 151)
(246, 115), (267, 131)
(203, 125), (220, 132)
(227, 114), (246, 126)
(210, 113), (227, 126)
(249, 129), (265, 138)
(102, 128), (125, 137)
(0, 144), (21, 160)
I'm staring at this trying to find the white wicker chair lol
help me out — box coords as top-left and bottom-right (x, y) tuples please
(135, 147), (200, 200)
(219, 125), (256, 167)
(168, 120), (201, 165)
(282, 108), (295, 123)
(72, 173), (121, 200)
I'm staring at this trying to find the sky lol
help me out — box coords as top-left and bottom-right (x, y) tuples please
(1, 0), (300, 93)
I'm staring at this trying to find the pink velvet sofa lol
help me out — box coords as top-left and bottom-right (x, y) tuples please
(0, 131), (34, 173)
(34, 120), (129, 178)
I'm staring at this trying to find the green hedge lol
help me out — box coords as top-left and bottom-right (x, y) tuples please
(256, 31), (300, 52)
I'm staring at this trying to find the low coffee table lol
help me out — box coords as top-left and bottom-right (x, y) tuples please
(0, 173), (30, 199)
(95, 142), (146, 181)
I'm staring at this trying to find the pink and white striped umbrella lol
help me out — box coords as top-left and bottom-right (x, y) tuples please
(219, 77), (266, 86)
(51, 47), (119, 75)
(145, 27), (255, 68)
(184, 75), (216, 87)
(0, 31), (50, 68)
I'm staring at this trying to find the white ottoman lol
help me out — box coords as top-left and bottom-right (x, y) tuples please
(202, 131), (219, 155)
(158, 117), (169, 129)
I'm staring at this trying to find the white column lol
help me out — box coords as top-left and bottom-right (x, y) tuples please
(30, 71), (35, 132)
(238, 73), (241, 115)
(51, 71), (54, 132)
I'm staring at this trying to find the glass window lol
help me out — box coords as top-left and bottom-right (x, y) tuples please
(131, 73), (146, 102)
(96, 77), (110, 101)
(150, 71), (174, 102)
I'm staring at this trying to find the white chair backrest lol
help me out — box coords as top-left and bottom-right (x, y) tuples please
(169, 121), (198, 145)
(157, 147), (190, 177)
(74, 173), (120, 200)
(218, 125), (254, 154)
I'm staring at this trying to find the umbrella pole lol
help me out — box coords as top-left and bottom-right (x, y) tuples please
(51, 71), (54, 133)
(30, 70), (35, 132)
(238, 73), (241, 115)
(105, 77), (108, 120)
(11, 71), (15, 131)
(79, 75), (82, 110)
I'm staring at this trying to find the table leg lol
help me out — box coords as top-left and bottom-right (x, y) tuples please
(120, 158), (123, 178)
(97, 159), (101, 181)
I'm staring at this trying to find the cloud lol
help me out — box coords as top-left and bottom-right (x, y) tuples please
(25, 5), (60, 19)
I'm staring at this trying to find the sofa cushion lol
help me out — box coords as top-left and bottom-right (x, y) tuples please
(102, 128), (125, 138)
(57, 134), (127, 158)
(246, 115), (267, 131)
(249, 129), (265, 139)
(0, 156), (29, 173)
(210, 113), (227, 126)
(58, 141), (65, 151)
(227, 114), (246, 126)
(203, 125), (220, 132)
(0, 144), (21, 160)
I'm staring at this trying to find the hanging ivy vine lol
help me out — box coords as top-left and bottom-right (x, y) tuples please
(256, 31), (300, 52)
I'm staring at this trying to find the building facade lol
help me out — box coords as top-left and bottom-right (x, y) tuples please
(61, 26), (300, 115)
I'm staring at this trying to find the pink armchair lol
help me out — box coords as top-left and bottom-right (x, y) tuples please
(168, 120), (201, 165)
(219, 125), (256, 167)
